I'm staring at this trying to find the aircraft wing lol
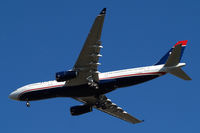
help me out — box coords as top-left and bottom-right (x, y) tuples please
(67, 8), (106, 86)
(74, 95), (143, 124)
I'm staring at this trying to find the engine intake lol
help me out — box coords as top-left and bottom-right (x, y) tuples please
(56, 70), (78, 82)
(70, 105), (92, 116)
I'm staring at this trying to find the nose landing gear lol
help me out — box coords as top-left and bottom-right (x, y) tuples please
(26, 99), (30, 107)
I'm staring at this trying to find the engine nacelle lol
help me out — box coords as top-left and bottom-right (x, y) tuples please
(70, 105), (92, 116)
(56, 70), (78, 82)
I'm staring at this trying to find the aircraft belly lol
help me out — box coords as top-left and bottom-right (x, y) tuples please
(19, 84), (107, 101)
(99, 79), (117, 94)
(19, 75), (158, 101)
(19, 89), (57, 101)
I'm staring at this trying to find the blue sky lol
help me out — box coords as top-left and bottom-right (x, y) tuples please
(1, 0), (199, 132)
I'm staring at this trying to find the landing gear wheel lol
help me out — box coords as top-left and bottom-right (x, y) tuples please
(26, 101), (30, 107)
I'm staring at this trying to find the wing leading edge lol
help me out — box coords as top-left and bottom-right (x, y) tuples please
(74, 95), (143, 124)
(67, 8), (106, 86)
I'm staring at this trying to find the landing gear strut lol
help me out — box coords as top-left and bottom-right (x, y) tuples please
(26, 100), (30, 107)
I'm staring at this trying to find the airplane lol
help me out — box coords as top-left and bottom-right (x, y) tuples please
(9, 8), (191, 124)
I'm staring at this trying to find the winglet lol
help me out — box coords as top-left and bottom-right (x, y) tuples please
(100, 8), (106, 15)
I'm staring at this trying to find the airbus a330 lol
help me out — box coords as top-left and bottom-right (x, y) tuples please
(9, 8), (191, 124)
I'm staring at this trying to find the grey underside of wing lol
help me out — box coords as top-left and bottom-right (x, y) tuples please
(74, 95), (143, 124)
(67, 9), (105, 86)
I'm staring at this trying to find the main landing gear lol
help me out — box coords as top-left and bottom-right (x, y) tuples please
(87, 76), (99, 89)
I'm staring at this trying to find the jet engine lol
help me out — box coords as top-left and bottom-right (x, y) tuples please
(56, 70), (78, 82)
(70, 105), (93, 116)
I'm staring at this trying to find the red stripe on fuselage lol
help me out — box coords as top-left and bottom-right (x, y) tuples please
(18, 84), (64, 99)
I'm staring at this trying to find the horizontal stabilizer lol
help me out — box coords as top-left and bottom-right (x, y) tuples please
(169, 67), (191, 80)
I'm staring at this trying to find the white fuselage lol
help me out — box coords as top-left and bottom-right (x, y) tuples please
(8, 63), (185, 101)
(9, 64), (164, 100)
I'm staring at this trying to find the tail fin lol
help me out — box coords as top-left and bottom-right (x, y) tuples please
(155, 40), (188, 65)
(164, 43), (182, 67)
(156, 40), (191, 80)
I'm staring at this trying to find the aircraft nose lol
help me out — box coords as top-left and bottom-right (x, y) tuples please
(9, 90), (19, 100)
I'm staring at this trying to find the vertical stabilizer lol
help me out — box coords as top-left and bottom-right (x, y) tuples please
(155, 40), (188, 65)
(157, 40), (191, 80)
(164, 44), (182, 67)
